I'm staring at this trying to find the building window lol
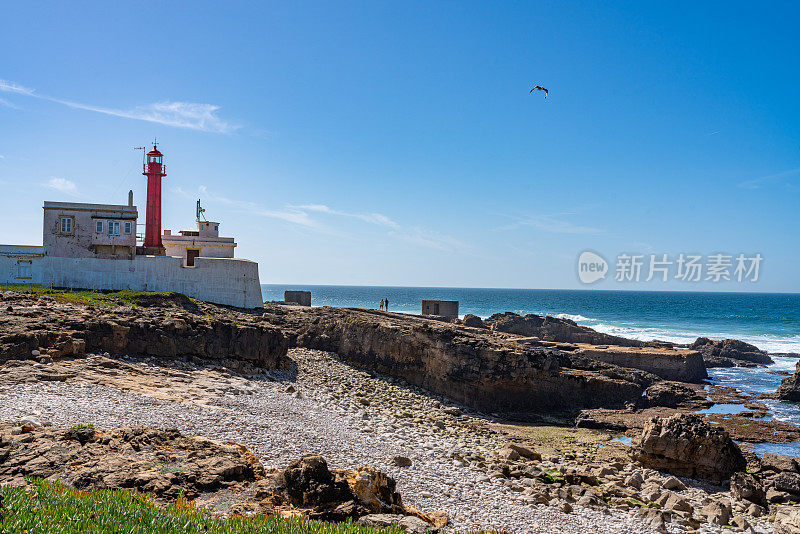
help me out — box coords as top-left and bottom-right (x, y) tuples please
(16, 260), (32, 279)
(124, 221), (132, 234)
(60, 217), (73, 234)
(108, 221), (120, 235)
(96, 221), (103, 233)
(214, 225), (218, 231)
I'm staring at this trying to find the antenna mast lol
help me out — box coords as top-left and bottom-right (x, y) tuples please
(196, 199), (207, 222)
(133, 146), (146, 171)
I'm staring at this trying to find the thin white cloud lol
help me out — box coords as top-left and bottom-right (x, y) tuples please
(289, 203), (401, 229)
(178, 186), (463, 250)
(0, 97), (19, 109)
(738, 168), (800, 190)
(0, 80), (35, 95)
(392, 227), (466, 252)
(44, 177), (78, 196)
(497, 214), (602, 234)
(182, 186), (320, 228)
(0, 78), (237, 133)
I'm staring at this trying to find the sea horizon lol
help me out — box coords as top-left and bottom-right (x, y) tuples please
(264, 283), (800, 296)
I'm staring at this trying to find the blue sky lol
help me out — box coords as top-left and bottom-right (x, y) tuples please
(1, 1), (798, 291)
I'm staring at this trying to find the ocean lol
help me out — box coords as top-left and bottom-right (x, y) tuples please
(263, 286), (800, 354)
(262, 285), (800, 455)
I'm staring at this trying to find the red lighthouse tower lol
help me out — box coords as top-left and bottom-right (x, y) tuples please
(143, 144), (166, 251)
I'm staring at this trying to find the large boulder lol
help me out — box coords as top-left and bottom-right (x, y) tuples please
(280, 455), (353, 508)
(770, 471), (800, 497)
(257, 454), (406, 521)
(730, 472), (767, 507)
(776, 360), (800, 402)
(644, 381), (710, 408)
(690, 337), (773, 368)
(761, 452), (799, 473)
(461, 314), (485, 328)
(774, 506), (800, 534)
(632, 414), (746, 484)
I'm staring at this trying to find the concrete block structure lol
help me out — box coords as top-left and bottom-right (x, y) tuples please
(422, 300), (459, 317)
(284, 290), (312, 306)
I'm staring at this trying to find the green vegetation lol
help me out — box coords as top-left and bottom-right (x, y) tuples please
(491, 423), (610, 459)
(158, 460), (186, 474)
(0, 283), (174, 307)
(0, 479), (402, 534)
(538, 468), (565, 484)
(69, 423), (95, 431)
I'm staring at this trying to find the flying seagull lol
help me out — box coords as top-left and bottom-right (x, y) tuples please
(530, 85), (548, 98)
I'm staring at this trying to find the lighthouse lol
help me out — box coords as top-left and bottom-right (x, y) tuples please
(142, 144), (166, 251)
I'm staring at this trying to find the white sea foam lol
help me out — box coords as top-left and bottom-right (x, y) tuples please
(569, 319), (800, 355)
(554, 313), (592, 322)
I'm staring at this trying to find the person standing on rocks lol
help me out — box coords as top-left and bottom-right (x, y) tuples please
(384, 298), (389, 312)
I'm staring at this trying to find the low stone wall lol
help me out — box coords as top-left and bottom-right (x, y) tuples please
(1, 251), (263, 309)
(41, 256), (263, 308)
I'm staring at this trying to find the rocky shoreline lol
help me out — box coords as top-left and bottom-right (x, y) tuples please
(1, 290), (800, 533)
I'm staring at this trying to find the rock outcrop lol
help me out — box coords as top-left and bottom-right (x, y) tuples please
(0, 424), (264, 500)
(277, 306), (656, 415)
(479, 312), (706, 382)
(574, 346), (707, 383)
(632, 414), (746, 483)
(730, 472), (767, 507)
(0, 291), (290, 371)
(774, 506), (800, 534)
(0, 423), (441, 527)
(690, 337), (773, 368)
(461, 314), (485, 328)
(484, 312), (644, 347)
(776, 359), (800, 402)
(643, 381), (711, 409)
(233, 454), (413, 521)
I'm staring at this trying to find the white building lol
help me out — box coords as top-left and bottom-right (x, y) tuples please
(42, 193), (138, 260)
(1, 188), (263, 308)
(163, 212), (237, 266)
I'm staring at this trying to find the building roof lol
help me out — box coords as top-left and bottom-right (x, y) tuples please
(43, 201), (137, 213)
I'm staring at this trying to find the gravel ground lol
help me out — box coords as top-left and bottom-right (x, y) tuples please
(1, 348), (668, 533)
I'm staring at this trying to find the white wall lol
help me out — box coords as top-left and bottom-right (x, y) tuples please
(0, 246), (45, 286)
(0, 250), (263, 308)
(164, 242), (235, 260)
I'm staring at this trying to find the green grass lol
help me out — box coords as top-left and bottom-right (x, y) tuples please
(0, 283), (175, 307)
(158, 460), (186, 474)
(0, 479), (403, 534)
(69, 423), (94, 431)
